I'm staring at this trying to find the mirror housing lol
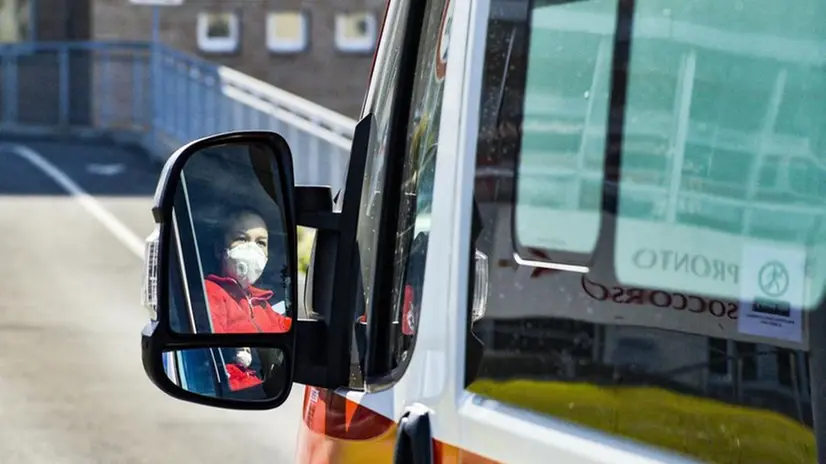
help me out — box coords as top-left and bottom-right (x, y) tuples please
(141, 131), (300, 410)
(141, 119), (372, 410)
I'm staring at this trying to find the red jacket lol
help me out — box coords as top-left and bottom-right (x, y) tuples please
(225, 363), (263, 391)
(205, 274), (293, 334)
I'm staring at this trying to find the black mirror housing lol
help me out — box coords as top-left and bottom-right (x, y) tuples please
(141, 117), (372, 411)
(141, 131), (299, 410)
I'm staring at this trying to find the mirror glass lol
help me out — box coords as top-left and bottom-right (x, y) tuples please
(167, 141), (294, 335)
(162, 346), (289, 401)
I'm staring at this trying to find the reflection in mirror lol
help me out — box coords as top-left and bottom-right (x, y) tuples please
(168, 141), (293, 335)
(162, 347), (288, 401)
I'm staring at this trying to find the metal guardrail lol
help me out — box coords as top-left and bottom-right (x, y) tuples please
(0, 41), (356, 192)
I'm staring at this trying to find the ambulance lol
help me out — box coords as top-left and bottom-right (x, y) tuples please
(139, 0), (826, 462)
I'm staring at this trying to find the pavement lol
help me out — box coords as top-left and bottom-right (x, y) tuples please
(0, 138), (303, 464)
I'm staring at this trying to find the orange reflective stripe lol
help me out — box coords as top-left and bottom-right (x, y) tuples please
(298, 386), (503, 464)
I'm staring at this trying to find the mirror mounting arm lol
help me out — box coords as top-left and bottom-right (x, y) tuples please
(292, 116), (373, 390)
(297, 211), (340, 231)
(293, 319), (331, 385)
(295, 185), (340, 231)
(293, 184), (346, 388)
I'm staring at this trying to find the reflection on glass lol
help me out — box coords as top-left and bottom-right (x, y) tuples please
(0, 0), (29, 43)
(169, 142), (293, 335)
(469, 0), (826, 462)
(205, 208), (292, 334)
(164, 347), (287, 401)
(205, 13), (233, 39)
(266, 11), (308, 53)
(514, 0), (613, 256)
(334, 12), (376, 52)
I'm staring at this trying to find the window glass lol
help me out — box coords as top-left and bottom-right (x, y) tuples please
(266, 11), (309, 54)
(335, 12), (377, 53)
(384, 0), (452, 369)
(514, 0), (614, 256)
(197, 12), (240, 54)
(346, 0), (409, 388)
(0, 0), (29, 43)
(351, 0), (450, 382)
(468, 0), (826, 461)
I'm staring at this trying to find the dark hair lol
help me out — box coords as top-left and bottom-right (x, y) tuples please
(197, 204), (267, 240)
(221, 207), (267, 236)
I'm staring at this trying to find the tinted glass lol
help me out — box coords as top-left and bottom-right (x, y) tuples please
(467, 0), (826, 462)
(383, 0), (451, 371)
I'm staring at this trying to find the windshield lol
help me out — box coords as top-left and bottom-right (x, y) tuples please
(468, 0), (826, 461)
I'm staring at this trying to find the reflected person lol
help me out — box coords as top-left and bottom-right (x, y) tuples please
(204, 208), (292, 333)
(225, 347), (264, 391)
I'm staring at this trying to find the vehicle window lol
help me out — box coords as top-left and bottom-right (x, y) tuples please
(352, 0), (450, 383)
(467, 0), (826, 462)
(384, 0), (452, 370)
(348, 0), (413, 388)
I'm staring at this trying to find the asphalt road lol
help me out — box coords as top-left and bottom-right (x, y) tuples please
(0, 138), (303, 464)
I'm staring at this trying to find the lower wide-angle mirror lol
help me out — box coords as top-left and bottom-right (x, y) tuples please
(162, 346), (289, 402)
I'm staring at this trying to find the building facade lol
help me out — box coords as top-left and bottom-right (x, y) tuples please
(92, 0), (386, 118)
(0, 0), (94, 126)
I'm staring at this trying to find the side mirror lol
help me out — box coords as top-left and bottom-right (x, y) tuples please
(141, 131), (298, 410)
(142, 118), (373, 410)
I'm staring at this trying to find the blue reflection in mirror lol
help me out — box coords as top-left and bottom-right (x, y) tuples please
(163, 347), (288, 402)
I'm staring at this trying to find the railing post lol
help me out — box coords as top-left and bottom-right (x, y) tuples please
(0, 51), (8, 126)
(59, 46), (70, 127)
(101, 50), (112, 128)
(150, 7), (161, 151)
(308, 116), (320, 185)
(3, 50), (18, 127)
(133, 51), (144, 130)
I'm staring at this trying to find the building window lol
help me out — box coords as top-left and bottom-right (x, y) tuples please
(334, 12), (377, 53)
(0, 0), (30, 43)
(197, 12), (240, 54)
(266, 11), (308, 54)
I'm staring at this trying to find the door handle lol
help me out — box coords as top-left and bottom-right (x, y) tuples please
(393, 404), (433, 464)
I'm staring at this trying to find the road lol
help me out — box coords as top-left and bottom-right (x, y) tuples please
(0, 138), (303, 463)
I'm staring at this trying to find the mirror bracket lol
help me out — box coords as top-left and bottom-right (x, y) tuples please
(293, 319), (335, 386)
(296, 185), (340, 231)
(293, 185), (344, 388)
(297, 211), (340, 231)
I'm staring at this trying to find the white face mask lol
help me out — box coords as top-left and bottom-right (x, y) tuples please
(224, 242), (267, 287)
(235, 349), (252, 368)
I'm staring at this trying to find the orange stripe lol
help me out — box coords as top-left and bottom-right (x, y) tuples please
(298, 386), (500, 464)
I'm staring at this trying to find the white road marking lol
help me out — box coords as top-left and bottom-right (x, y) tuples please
(86, 163), (127, 176)
(2, 143), (145, 257)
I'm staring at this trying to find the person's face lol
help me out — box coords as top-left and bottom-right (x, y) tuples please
(224, 212), (268, 258)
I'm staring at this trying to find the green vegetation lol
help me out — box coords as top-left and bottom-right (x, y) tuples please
(468, 379), (815, 463)
(297, 227), (315, 275)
